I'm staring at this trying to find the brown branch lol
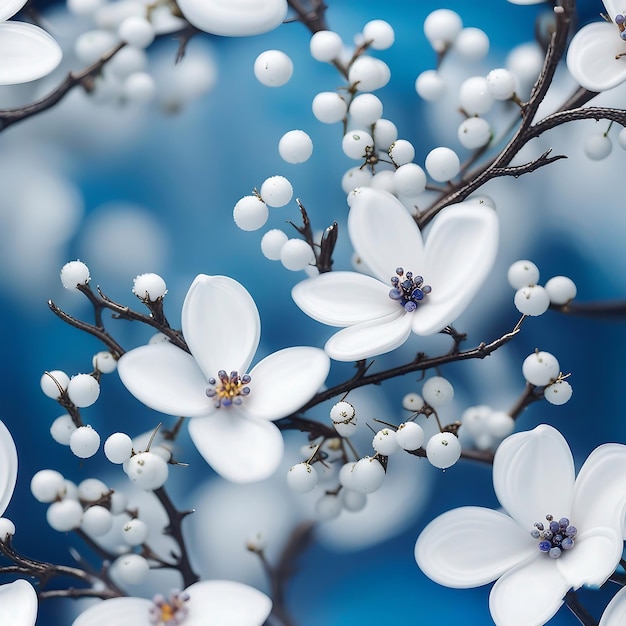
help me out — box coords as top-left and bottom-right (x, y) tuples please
(551, 299), (626, 319)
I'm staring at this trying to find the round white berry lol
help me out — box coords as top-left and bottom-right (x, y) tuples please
(125, 452), (169, 490)
(338, 462), (357, 489)
(584, 134), (612, 161)
(342, 130), (373, 160)
(122, 518), (149, 546)
(254, 50), (293, 87)
(425, 147), (461, 182)
(372, 119), (398, 149)
(351, 457), (385, 494)
(67, 374), (100, 408)
(349, 93), (383, 126)
(118, 16), (154, 48)
(348, 56), (390, 92)
(278, 130), (313, 164)
(422, 376), (454, 407)
(315, 494), (342, 521)
(362, 19), (395, 50)
(415, 69), (446, 101)
(92, 351), (117, 374)
(132, 273), (167, 301)
(402, 393), (425, 412)
(104, 432), (133, 464)
(46, 499), (83, 532)
(454, 27), (489, 60)
(50, 414), (77, 445)
(394, 163), (427, 196)
(114, 553), (150, 585)
(459, 76), (494, 116)
(60, 260), (90, 290)
(31, 470), (66, 503)
(457, 117), (492, 149)
(423, 9), (463, 51)
(41, 370), (70, 399)
(371, 170), (396, 194)
(261, 229), (288, 260)
(280, 239), (314, 271)
(286, 462), (319, 493)
(522, 351), (560, 386)
(514, 285), (550, 316)
(545, 276), (577, 305)
(0, 518), (15, 539)
(372, 428), (399, 455)
(426, 432), (462, 469)
(395, 422), (425, 451)
(233, 195), (269, 231)
(389, 140), (416, 166)
(312, 91), (347, 123)
(69, 426), (101, 459)
(109, 491), (128, 515)
(75, 29), (117, 64)
(486, 411), (515, 439)
(544, 380), (573, 405)
(506, 42), (544, 89)
(341, 166), (373, 194)
(486, 68), (516, 100)
(462, 405), (491, 436)
(77, 478), (109, 502)
(123, 71), (156, 103)
(330, 402), (356, 423)
(106, 46), (147, 80)
(340, 488), (367, 512)
(507, 260), (540, 289)
(260, 176), (293, 208)
(67, 0), (104, 16)
(309, 30), (343, 62)
(81, 505), (113, 537)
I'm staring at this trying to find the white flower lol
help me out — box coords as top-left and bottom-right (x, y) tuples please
(0, 419), (17, 517)
(0, 580), (38, 626)
(72, 580), (272, 626)
(600, 585), (626, 626)
(292, 188), (498, 361)
(117, 274), (330, 483)
(566, 1), (626, 91)
(415, 424), (626, 626)
(175, 0), (287, 37)
(0, 0), (62, 85)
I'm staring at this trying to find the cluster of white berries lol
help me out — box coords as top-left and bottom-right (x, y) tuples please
(523, 350), (573, 406)
(508, 259), (577, 316)
(461, 405), (515, 451)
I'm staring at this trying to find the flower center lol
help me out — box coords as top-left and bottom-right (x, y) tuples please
(615, 14), (626, 57)
(206, 370), (251, 407)
(388, 267), (432, 312)
(530, 514), (577, 559)
(148, 590), (190, 625)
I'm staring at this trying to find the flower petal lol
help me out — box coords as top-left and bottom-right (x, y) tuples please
(0, 580), (37, 626)
(556, 527), (622, 589)
(599, 584), (626, 626)
(493, 425), (575, 530)
(0, 23), (62, 85)
(182, 275), (260, 378)
(413, 202), (498, 335)
(566, 22), (626, 92)
(489, 556), (568, 626)
(245, 347), (329, 421)
(185, 580), (272, 626)
(72, 598), (152, 625)
(347, 187), (424, 284)
(188, 413), (284, 482)
(571, 443), (626, 538)
(117, 343), (213, 418)
(415, 506), (537, 588)
(0, 420), (17, 517)
(291, 271), (397, 326)
(0, 0), (27, 21)
(176, 0), (287, 36)
(324, 310), (412, 361)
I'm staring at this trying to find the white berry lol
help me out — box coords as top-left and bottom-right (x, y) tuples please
(544, 380), (573, 405)
(422, 376), (454, 407)
(70, 426), (101, 459)
(350, 457), (385, 494)
(260, 176), (293, 208)
(125, 452), (169, 490)
(426, 432), (462, 469)
(507, 260), (540, 289)
(522, 351), (560, 386)
(132, 273), (167, 301)
(286, 462), (319, 493)
(60, 260), (90, 290)
(67, 374), (100, 408)
(31, 469), (66, 503)
(254, 50), (293, 87)
(233, 195), (269, 231)
(41, 370), (70, 399)
(372, 428), (399, 455)
(395, 422), (425, 451)
(278, 130), (313, 164)
(514, 285), (550, 316)
(104, 432), (133, 464)
(425, 147), (460, 182)
(545, 276), (577, 305)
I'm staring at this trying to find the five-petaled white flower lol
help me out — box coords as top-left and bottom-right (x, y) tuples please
(415, 424), (626, 626)
(118, 274), (330, 483)
(566, 0), (626, 91)
(0, 0), (62, 85)
(72, 580), (271, 626)
(292, 187), (499, 362)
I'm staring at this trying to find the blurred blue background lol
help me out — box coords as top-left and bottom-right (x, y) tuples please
(2, 0), (625, 624)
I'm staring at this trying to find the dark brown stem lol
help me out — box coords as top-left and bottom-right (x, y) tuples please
(564, 590), (598, 626)
(508, 383), (544, 420)
(551, 299), (626, 319)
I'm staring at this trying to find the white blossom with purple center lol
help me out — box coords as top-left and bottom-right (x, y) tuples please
(72, 580), (272, 626)
(117, 274), (330, 483)
(415, 424), (626, 626)
(0, 0), (62, 85)
(292, 187), (498, 361)
(566, 0), (626, 91)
